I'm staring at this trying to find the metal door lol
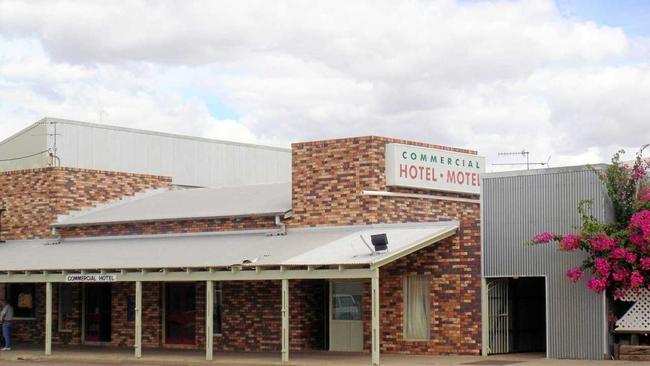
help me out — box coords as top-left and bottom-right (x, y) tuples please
(487, 278), (510, 354)
(165, 283), (197, 344)
(329, 280), (364, 352)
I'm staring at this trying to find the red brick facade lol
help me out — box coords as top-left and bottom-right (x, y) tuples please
(3, 136), (481, 356)
(57, 216), (278, 238)
(289, 136), (481, 355)
(0, 167), (171, 240)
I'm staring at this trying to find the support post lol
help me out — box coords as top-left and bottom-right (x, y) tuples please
(206, 280), (214, 361)
(281, 279), (289, 363)
(45, 282), (52, 355)
(371, 268), (380, 366)
(135, 281), (142, 358)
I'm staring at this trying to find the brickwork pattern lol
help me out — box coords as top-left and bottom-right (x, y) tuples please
(58, 216), (277, 238)
(0, 167), (171, 240)
(290, 136), (482, 355)
(290, 136), (479, 227)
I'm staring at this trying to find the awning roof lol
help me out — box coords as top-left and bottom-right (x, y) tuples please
(0, 222), (458, 272)
(52, 183), (291, 227)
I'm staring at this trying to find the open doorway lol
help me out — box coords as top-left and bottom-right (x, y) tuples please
(487, 277), (546, 355)
(165, 283), (196, 345)
(84, 284), (112, 343)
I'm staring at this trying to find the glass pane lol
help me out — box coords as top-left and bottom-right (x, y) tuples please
(332, 281), (363, 320)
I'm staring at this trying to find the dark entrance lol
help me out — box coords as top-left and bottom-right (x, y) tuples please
(509, 277), (546, 353)
(165, 283), (196, 344)
(84, 284), (112, 342)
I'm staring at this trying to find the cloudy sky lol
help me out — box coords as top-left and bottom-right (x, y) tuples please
(1, 0), (649, 171)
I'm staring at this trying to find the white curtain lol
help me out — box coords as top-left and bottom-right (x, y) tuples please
(404, 276), (430, 339)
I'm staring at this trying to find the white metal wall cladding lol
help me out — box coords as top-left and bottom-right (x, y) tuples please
(0, 123), (49, 171)
(49, 119), (291, 187)
(482, 167), (613, 360)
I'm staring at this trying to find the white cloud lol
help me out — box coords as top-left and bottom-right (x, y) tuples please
(0, 0), (648, 171)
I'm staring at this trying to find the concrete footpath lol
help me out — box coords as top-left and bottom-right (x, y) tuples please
(1, 347), (649, 366)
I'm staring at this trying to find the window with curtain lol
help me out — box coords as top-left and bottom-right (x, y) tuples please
(404, 276), (430, 340)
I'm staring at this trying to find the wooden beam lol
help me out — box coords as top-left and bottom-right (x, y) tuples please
(0, 268), (373, 283)
(371, 268), (380, 366)
(281, 279), (289, 363)
(134, 281), (142, 358)
(206, 280), (214, 361)
(45, 282), (52, 355)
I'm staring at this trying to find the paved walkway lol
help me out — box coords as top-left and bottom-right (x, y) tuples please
(0, 347), (648, 365)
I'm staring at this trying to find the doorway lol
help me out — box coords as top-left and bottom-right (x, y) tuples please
(165, 283), (196, 345)
(84, 284), (112, 343)
(487, 277), (546, 355)
(329, 280), (364, 352)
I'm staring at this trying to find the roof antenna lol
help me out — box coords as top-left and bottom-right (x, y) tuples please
(493, 150), (551, 170)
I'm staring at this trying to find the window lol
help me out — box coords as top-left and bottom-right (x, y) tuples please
(127, 295), (135, 322)
(331, 281), (363, 321)
(404, 276), (430, 340)
(58, 284), (73, 331)
(7, 284), (35, 319)
(213, 283), (223, 335)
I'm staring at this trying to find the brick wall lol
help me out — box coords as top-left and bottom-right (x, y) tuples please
(290, 136), (478, 227)
(57, 216), (278, 238)
(0, 167), (171, 240)
(9, 280), (325, 352)
(290, 136), (482, 355)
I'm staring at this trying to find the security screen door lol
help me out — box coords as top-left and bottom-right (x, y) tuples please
(84, 284), (112, 342)
(487, 278), (509, 354)
(165, 283), (197, 344)
(329, 280), (364, 352)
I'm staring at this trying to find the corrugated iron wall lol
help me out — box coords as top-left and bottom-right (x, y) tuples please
(50, 119), (291, 188)
(482, 166), (613, 360)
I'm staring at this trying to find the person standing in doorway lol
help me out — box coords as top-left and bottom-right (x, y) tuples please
(0, 298), (13, 351)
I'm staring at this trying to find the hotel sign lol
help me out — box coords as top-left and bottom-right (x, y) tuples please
(65, 274), (118, 283)
(385, 143), (485, 194)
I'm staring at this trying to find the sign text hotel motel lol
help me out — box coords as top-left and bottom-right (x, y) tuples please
(385, 143), (485, 194)
(65, 273), (118, 282)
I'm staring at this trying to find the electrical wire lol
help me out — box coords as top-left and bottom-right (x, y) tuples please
(0, 149), (49, 162)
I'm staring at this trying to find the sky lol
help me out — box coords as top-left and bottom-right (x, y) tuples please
(0, 0), (649, 171)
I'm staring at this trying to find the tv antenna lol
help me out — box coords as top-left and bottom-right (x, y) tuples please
(494, 150), (551, 170)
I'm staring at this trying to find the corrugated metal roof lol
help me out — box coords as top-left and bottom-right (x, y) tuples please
(0, 222), (458, 272)
(53, 183), (292, 226)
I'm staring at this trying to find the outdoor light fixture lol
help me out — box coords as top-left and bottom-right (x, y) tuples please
(370, 233), (388, 252)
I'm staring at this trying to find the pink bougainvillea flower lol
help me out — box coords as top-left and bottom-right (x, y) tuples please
(587, 277), (607, 293)
(559, 233), (581, 251)
(566, 267), (585, 283)
(611, 247), (627, 259)
(631, 165), (647, 180)
(629, 210), (650, 240)
(588, 232), (616, 252)
(625, 251), (638, 264)
(594, 257), (611, 278)
(613, 289), (626, 300)
(630, 271), (644, 288)
(612, 268), (628, 282)
(640, 257), (650, 271)
(640, 187), (650, 202)
(532, 231), (555, 244)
